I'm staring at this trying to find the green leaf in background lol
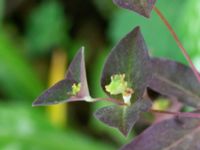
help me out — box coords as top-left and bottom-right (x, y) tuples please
(26, 0), (69, 56)
(0, 0), (4, 25)
(109, 0), (187, 64)
(0, 32), (43, 101)
(175, 0), (200, 71)
(0, 103), (115, 150)
(94, 0), (115, 19)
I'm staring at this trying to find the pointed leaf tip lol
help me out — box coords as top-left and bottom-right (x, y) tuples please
(113, 0), (157, 18)
(94, 99), (152, 136)
(99, 26), (152, 136)
(33, 47), (91, 106)
(101, 26), (152, 105)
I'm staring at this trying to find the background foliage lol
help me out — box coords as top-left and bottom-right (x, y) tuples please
(0, 0), (199, 149)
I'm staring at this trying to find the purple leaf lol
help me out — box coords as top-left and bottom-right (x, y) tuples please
(121, 113), (200, 150)
(32, 47), (91, 106)
(113, 0), (157, 18)
(101, 26), (152, 104)
(98, 27), (152, 136)
(94, 99), (152, 136)
(149, 58), (200, 108)
(95, 27), (153, 136)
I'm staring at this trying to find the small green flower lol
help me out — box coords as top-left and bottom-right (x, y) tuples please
(105, 74), (134, 105)
(71, 83), (81, 96)
(105, 74), (128, 95)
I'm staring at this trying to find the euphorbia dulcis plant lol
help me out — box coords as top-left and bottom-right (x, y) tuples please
(33, 0), (200, 149)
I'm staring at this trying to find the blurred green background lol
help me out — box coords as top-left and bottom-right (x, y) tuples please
(0, 0), (200, 149)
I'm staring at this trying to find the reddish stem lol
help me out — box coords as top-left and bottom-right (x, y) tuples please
(153, 6), (200, 83)
(150, 109), (200, 119)
(94, 97), (126, 106)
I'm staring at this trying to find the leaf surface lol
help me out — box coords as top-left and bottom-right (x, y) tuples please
(113, 0), (157, 18)
(94, 99), (152, 136)
(99, 26), (152, 136)
(101, 26), (151, 103)
(33, 47), (91, 106)
(121, 113), (200, 150)
(0, 31), (43, 101)
(148, 58), (200, 108)
(26, 1), (69, 56)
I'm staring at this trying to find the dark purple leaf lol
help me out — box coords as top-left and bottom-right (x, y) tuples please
(121, 113), (200, 150)
(94, 99), (152, 136)
(113, 0), (157, 18)
(149, 58), (200, 108)
(101, 26), (152, 104)
(32, 47), (91, 106)
(98, 27), (152, 136)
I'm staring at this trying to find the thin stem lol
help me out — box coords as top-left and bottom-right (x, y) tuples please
(153, 6), (200, 83)
(150, 109), (200, 119)
(93, 97), (127, 106)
